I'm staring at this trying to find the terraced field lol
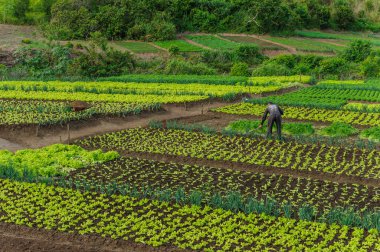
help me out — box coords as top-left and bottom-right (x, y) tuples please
(1, 76), (380, 251)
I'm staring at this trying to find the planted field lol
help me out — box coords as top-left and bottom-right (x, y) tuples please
(100, 74), (248, 85)
(114, 41), (162, 53)
(1, 179), (380, 251)
(69, 157), (380, 213)
(221, 35), (282, 50)
(295, 30), (380, 47)
(77, 128), (380, 179)
(265, 36), (343, 53)
(0, 100), (158, 126)
(154, 40), (203, 52)
(1, 76), (380, 250)
(215, 103), (380, 126)
(185, 35), (242, 50)
(248, 85), (380, 111)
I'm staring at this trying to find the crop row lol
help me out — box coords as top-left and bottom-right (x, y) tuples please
(0, 90), (208, 104)
(77, 128), (380, 179)
(0, 179), (379, 251)
(0, 81), (288, 98)
(69, 157), (380, 213)
(248, 84), (380, 110)
(99, 74), (248, 85)
(214, 103), (380, 126)
(290, 87), (380, 102)
(0, 144), (119, 178)
(0, 100), (159, 126)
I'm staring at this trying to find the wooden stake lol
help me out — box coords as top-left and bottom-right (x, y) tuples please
(35, 125), (39, 137)
(67, 124), (70, 144)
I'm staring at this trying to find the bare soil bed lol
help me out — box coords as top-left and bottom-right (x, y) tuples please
(0, 223), (188, 252)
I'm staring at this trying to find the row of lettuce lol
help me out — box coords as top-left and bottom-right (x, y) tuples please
(1, 179), (379, 251)
(1, 143), (379, 224)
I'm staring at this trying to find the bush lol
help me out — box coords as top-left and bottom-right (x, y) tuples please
(21, 39), (32, 44)
(145, 13), (176, 41)
(343, 40), (373, 63)
(164, 59), (216, 75)
(14, 43), (72, 78)
(318, 57), (352, 79)
(252, 62), (291, 76)
(70, 44), (135, 77)
(230, 62), (250, 76)
(169, 46), (180, 56)
(331, 0), (356, 30)
(318, 122), (359, 137)
(235, 45), (265, 65)
(201, 50), (236, 72)
(360, 55), (380, 77)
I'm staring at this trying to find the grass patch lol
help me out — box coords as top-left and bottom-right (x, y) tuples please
(265, 37), (341, 52)
(318, 122), (359, 137)
(294, 30), (380, 47)
(360, 126), (380, 142)
(185, 35), (241, 50)
(154, 40), (203, 52)
(225, 120), (314, 136)
(115, 41), (161, 53)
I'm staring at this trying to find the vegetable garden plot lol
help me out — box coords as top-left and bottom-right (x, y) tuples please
(0, 100), (159, 126)
(99, 74), (248, 85)
(248, 87), (380, 110)
(1, 179), (379, 251)
(154, 40), (203, 52)
(214, 103), (380, 126)
(77, 128), (380, 179)
(0, 81), (289, 102)
(69, 157), (380, 213)
(185, 35), (242, 50)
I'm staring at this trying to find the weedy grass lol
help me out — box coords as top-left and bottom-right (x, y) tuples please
(318, 122), (359, 138)
(360, 126), (380, 142)
(225, 120), (314, 136)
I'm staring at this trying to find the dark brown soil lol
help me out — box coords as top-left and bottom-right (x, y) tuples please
(121, 151), (380, 188)
(0, 223), (190, 252)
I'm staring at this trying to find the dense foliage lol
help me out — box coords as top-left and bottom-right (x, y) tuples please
(1, 0), (379, 39)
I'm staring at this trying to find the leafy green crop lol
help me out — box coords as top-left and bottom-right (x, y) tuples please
(0, 144), (119, 178)
(77, 128), (380, 179)
(1, 179), (379, 251)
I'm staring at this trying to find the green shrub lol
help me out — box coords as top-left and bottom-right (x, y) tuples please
(361, 55), (380, 77)
(169, 46), (180, 56)
(164, 59), (216, 75)
(230, 62), (250, 76)
(21, 39), (32, 44)
(235, 45), (265, 65)
(343, 40), (373, 63)
(319, 122), (359, 137)
(252, 62), (291, 76)
(360, 126), (380, 142)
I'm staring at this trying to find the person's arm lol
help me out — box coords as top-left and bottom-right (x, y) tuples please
(278, 106), (284, 115)
(261, 107), (269, 126)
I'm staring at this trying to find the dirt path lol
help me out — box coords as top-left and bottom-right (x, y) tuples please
(0, 223), (188, 252)
(0, 102), (228, 151)
(219, 33), (297, 54)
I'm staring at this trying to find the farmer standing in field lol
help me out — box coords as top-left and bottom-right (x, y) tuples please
(258, 102), (284, 139)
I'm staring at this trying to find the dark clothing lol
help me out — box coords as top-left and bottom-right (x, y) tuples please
(261, 104), (284, 139)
